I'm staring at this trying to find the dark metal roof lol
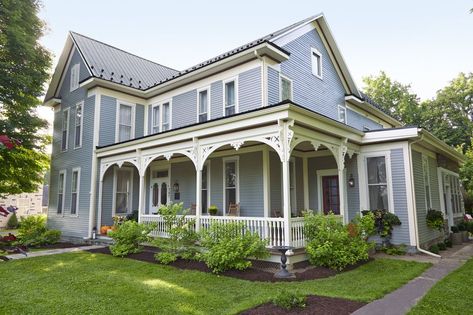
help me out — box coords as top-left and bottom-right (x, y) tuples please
(358, 91), (393, 117)
(70, 14), (320, 92)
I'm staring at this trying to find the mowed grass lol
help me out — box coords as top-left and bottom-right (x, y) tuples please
(0, 252), (429, 315)
(410, 257), (473, 315)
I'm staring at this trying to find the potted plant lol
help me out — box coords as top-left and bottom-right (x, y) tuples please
(208, 205), (218, 216)
(426, 209), (444, 231)
(451, 225), (463, 245)
(457, 220), (469, 242)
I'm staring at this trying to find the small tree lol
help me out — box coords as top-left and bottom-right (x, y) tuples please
(6, 212), (18, 229)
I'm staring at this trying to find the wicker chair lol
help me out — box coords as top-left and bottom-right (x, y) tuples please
(227, 203), (240, 216)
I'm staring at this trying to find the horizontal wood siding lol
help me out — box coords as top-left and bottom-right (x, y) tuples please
(172, 89), (197, 129)
(268, 67), (280, 105)
(209, 157), (223, 215)
(135, 104), (145, 138)
(390, 148), (411, 244)
(269, 151), (282, 214)
(238, 67), (261, 112)
(347, 108), (382, 130)
(346, 155), (360, 221)
(307, 155), (337, 211)
(295, 157), (304, 212)
(170, 160), (196, 210)
(99, 95), (116, 147)
(101, 167), (114, 226)
(239, 151), (263, 216)
(210, 81), (223, 120)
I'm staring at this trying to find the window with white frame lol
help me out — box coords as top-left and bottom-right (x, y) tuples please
(202, 163), (210, 214)
(152, 102), (171, 133)
(162, 102), (170, 131)
(74, 102), (83, 148)
(57, 171), (66, 215)
(224, 80), (236, 116)
(366, 156), (389, 210)
(70, 168), (80, 215)
(198, 89), (209, 122)
(448, 174), (462, 214)
(152, 105), (160, 134)
(311, 48), (322, 78)
(70, 63), (80, 91)
(338, 105), (346, 124)
(61, 109), (69, 152)
(224, 158), (238, 211)
(117, 103), (134, 142)
(115, 168), (132, 215)
(280, 75), (293, 101)
(422, 156), (432, 211)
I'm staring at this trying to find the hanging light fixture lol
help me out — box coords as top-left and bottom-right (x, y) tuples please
(348, 174), (355, 188)
(173, 181), (180, 193)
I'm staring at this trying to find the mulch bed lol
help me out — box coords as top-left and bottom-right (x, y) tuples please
(240, 295), (366, 315)
(31, 242), (90, 250)
(86, 246), (369, 282)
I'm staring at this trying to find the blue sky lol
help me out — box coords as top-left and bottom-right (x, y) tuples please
(39, 0), (473, 101)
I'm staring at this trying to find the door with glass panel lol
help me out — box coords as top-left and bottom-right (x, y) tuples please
(149, 169), (169, 214)
(322, 176), (340, 215)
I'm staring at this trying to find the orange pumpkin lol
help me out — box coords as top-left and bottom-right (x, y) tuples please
(100, 225), (110, 235)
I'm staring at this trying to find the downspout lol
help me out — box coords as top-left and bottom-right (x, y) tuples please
(408, 133), (441, 258)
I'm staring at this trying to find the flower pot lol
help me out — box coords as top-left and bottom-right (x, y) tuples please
(451, 232), (463, 245)
(462, 231), (470, 242)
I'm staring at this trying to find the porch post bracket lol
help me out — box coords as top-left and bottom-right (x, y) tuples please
(230, 141), (244, 151)
(337, 138), (348, 171)
(164, 152), (173, 161)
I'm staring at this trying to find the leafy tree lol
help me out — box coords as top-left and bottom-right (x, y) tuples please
(0, 0), (52, 196)
(362, 71), (422, 125)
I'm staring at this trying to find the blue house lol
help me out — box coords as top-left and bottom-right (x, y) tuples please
(44, 14), (465, 258)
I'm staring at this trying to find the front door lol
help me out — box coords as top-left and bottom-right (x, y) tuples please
(322, 175), (340, 215)
(149, 169), (169, 214)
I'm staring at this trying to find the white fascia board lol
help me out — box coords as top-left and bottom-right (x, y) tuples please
(419, 129), (465, 163)
(362, 128), (419, 144)
(43, 98), (62, 107)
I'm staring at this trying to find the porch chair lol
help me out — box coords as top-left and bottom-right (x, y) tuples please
(189, 203), (196, 215)
(227, 203), (240, 216)
(271, 209), (282, 218)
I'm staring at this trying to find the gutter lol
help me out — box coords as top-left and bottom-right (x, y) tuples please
(408, 134), (441, 258)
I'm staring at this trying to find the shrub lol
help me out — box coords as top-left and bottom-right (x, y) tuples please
(126, 210), (139, 222)
(451, 226), (460, 233)
(437, 242), (447, 251)
(200, 222), (269, 273)
(6, 212), (18, 229)
(381, 244), (407, 255)
(272, 290), (306, 310)
(304, 212), (374, 271)
(457, 220), (467, 232)
(363, 209), (401, 245)
(444, 238), (453, 248)
(153, 203), (200, 264)
(429, 244), (440, 254)
(108, 220), (155, 257)
(16, 215), (62, 247)
(426, 209), (444, 231)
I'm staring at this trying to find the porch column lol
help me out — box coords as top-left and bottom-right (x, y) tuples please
(338, 167), (347, 224)
(303, 156), (309, 210)
(96, 179), (103, 230)
(195, 168), (202, 232)
(138, 172), (145, 223)
(282, 158), (291, 246)
(263, 147), (270, 218)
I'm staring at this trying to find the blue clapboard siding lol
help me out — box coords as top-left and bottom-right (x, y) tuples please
(269, 151), (282, 213)
(209, 157), (223, 215)
(210, 81), (223, 120)
(99, 95), (116, 146)
(239, 151), (264, 216)
(346, 155), (360, 221)
(172, 90), (197, 129)
(101, 167), (114, 226)
(295, 157), (304, 213)
(48, 48), (94, 237)
(347, 109), (383, 131)
(268, 67), (280, 105)
(170, 160), (196, 210)
(238, 67), (261, 112)
(390, 148), (411, 245)
(135, 104), (145, 138)
(429, 156), (441, 211)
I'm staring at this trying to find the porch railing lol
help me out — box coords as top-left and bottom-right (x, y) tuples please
(140, 215), (306, 248)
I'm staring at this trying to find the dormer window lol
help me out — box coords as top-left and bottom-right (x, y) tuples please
(311, 48), (322, 79)
(280, 75), (293, 101)
(70, 64), (80, 91)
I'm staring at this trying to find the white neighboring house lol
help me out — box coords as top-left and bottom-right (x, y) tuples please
(0, 187), (47, 228)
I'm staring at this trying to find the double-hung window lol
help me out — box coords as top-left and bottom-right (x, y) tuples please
(115, 168), (132, 215)
(162, 102), (170, 131)
(71, 168), (80, 215)
(367, 156), (389, 210)
(338, 105), (347, 124)
(224, 158), (239, 212)
(70, 64), (80, 91)
(311, 48), (323, 78)
(422, 156), (432, 211)
(224, 79), (236, 116)
(74, 102), (83, 148)
(152, 105), (160, 134)
(198, 88), (209, 122)
(151, 101), (171, 133)
(57, 170), (66, 215)
(280, 75), (293, 101)
(61, 109), (69, 152)
(117, 102), (134, 142)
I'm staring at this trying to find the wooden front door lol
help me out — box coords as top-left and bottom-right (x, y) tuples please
(322, 176), (340, 215)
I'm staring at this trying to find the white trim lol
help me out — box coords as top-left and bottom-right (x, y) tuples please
(70, 63), (80, 92)
(311, 47), (323, 79)
(222, 76), (239, 117)
(88, 92), (101, 238)
(289, 157), (297, 214)
(403, 142), (417, 246)
(61, 108), (70, 152)
(115, 100), (136, 143)
(272, 18), (321, 46)
(337, 105), (346, 124)
(57, 170), (67, 216)
(316, 169), (338, 213)
(279, 74), (293, 101)
(144, 103), (149, 136)
(74, 101), (84, 149)
(222, 156), (240, 215)
(303, 156), (309, 210)
(196, 86), (211, 123)
(422, 155), (432, 212)
(70, 167), (81, 217)
(112, 166), (134, 217)
(151, 99), (172, 134)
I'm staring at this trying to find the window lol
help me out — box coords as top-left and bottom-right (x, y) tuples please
(449, 175), (462, 214)
(198, 89), (210, 122)
(57, 170), (66, 215)
(280, 75), (293, 101)
(367, 156), (389, 210)
(152, 105), (160, 134)
(74, 102), (83, 148)
(338, 105), (346, 124)
(152, 101), (171, 133)
(61, 109), (69, 152)
(223, 158), (239, 213)
(202, 163), (210, 214)
(70, 63), (80, 91)
(311, 48), (322, 78)
(162, 102), (170, 131)
(422, 156), (432, 211)
(114, 168), (132, 215)
(224, 79), (236, 116)
(117, 102), (134, 142)
(71, 168), (80, 215)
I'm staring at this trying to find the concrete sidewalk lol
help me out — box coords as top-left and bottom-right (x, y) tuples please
(352, 243), (473, 315)
(4, 245), (106, 260)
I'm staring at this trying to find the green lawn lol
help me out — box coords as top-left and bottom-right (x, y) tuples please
(0, 253), (429, 315)
(410, 258), (473, 315)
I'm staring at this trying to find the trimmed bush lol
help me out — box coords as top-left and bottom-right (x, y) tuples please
(429, 244), (440, 254)
(108, 220), (155, 257)
(304, 212), (374, 271)
(16, 215), (61, 247)
(272, 290), (306, 310)
(200, 222), (269, 273)
(437, 242), (447, 251)
(381, 244), (407, 255)
(6, 212), (18, 229)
